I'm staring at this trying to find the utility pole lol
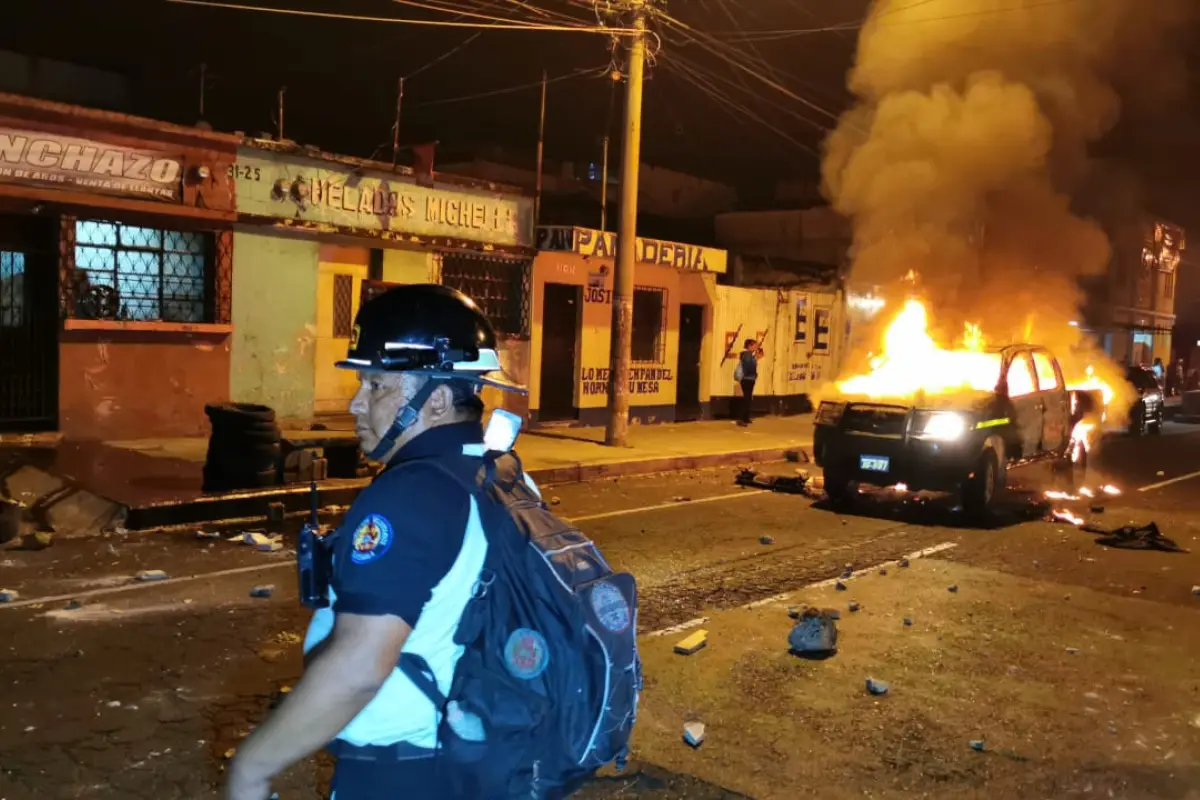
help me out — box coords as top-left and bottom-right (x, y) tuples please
(392, 77), (405, 169)
(276, 87), (286, 141)
(599, 133), (610, 231)
(198, 63), (207, 119)
(604, 0), (648, 447)
(534, 70), (548, 225)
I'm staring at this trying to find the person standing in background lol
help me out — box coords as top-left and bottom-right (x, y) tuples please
(733, 338), (760, 426)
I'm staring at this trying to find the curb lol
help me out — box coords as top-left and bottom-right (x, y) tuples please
(122, 444), (812, 531)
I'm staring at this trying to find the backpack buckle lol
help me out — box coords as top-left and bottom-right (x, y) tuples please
(470, 569), (496, 599)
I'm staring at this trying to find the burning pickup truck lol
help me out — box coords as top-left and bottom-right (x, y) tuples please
(812, 301), (1108, 516)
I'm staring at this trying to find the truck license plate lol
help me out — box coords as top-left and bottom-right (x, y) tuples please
(860, 455), (890, 472)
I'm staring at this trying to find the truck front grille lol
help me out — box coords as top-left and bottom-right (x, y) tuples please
(841, 405), (910, 437)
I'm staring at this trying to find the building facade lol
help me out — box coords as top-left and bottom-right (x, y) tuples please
(527, 225), (726, 425)
(228, 142), (536, 424)
(0, 92), (238, 439)
(1086, 217), (1185, 367)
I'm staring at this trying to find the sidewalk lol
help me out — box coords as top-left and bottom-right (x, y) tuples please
(22, 415), (812, 532)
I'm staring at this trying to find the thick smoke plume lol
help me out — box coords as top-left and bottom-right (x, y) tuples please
(822, 0), (1193, 404)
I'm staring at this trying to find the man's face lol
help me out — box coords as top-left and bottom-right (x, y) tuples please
(349, 371), (419, 458)
(347, 371), (456, 460)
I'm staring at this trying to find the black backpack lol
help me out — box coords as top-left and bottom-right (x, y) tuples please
(397, 451), (642, 798)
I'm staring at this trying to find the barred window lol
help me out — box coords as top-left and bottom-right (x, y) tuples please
(0, 251), (24, 328)
(333, 274), (354, 337)
(74, 220), (208, 322)
(440, 253), (527, 336)
(632, 286), (667, 362)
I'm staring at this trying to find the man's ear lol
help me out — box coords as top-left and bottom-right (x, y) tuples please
(427, 382), (455, 419)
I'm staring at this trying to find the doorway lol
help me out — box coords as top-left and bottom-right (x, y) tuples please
(0, 215), (58, 432)
(676, 303), (704, 419)
(538, 283), (581, 421)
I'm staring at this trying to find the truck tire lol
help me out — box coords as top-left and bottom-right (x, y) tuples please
(823, 470), (854, 505)
(962, 449), (1002, 519)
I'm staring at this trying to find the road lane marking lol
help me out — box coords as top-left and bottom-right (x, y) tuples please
(0, 490), (779, 612)
(1137, 470), (1200, 493)
(565, 489), (767, 524)
(0, 561), (292, 611)
(642, 540), (959, 636)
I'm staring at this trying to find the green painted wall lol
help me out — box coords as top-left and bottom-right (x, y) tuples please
(230, 231), (319, 421)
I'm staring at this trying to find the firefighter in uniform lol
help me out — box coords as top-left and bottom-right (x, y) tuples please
(225, 284), (532, 800)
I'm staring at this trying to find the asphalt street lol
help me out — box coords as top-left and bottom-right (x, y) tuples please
(1, 421), (1199, 799)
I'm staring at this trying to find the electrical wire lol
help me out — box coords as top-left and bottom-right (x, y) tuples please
(405, 32), (483, 79)
(165, 0), (641, 34)
(389, 0), (595, 28)
(662, 56), (820, 159)
(709, 0), (1102, 40)
(410, 65), (609, 107)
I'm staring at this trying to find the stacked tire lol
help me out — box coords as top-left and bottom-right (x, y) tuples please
(203, 403), (282, 492)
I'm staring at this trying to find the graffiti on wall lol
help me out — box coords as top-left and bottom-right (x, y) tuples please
(581, 366), (673, 396)
(787, 362), (823, 383)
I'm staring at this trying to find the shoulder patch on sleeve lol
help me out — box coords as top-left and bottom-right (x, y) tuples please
(350, 514), (394, 564)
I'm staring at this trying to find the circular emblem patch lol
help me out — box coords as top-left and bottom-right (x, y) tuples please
(590, 581), (631, 634)
(349, 514), (393, 565)
(504, 628), (550, 680)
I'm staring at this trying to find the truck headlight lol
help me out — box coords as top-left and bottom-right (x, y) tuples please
(919, 412), (968, 441)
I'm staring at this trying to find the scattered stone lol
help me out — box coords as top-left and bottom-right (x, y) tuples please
(1090, 506), (1105, 514)
(674, 629), (708, 656)
(0, 588), (18, 602)
(267, 502), (286, 523)
(224, 747), (236, 760)
(899, 557), (910, 568)
(1191, 585), (1200, 597)
(196, 530), (221, 540)
(1066, 647), (1080, 655)
(21, 530), (54, 550)
(549, 496), (561, 506)
(969, 739), (986, 752)
(848, 601), (860, 613)
(759, 535), (775, 545)
(878, 567), (888, 576)
(866, 677), (889, 696)
(835, 580), (848, 592)
(840, 569), (853, 580)
(824, 608), (841, 621)
(1157, 471), (1165, 477)
(107, 700), (121, 708)
(948, 584), (959, 593)
(784, 449), (803, 463)
(903, 617), (913, 627)
(787, 605), (804, 619)
(788, 609), (838, 656)
(682, 721), (706, 748)
(136, 570), (169, 582)
(250, 585), (275, 599)
(672, 496), (692, 503)
(64, 599), (81, 610)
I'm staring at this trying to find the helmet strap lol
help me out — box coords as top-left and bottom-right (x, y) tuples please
(366, 376), (442, 462)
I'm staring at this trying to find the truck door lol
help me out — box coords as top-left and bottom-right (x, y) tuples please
(1005, 351), (1042, 458)
(1031, 349), (1069, 453)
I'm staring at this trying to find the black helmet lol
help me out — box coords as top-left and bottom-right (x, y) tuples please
(337, 284), (524, 394)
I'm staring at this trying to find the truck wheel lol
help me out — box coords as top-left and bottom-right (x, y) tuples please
(962, 449), (1002, 518)
(1149, 411), (1163, 435)
(823, 470), (854, 505)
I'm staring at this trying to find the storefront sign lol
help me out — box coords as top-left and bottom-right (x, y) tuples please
(0, 127), (182, 201)
(580, 366), (673, 396)
(234, 149), (533, 248)
(536, 225), (727, 274)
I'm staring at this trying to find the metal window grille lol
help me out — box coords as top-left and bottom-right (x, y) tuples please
(333, 274), (354, 338)
(0, 251), (24, 328)
(631, 285), (667, 363)
(72, 219), (209, 322)
(440, 252), (530, 338)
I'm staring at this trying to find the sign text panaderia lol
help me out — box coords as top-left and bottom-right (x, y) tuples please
(0, 128), (182, 201)
(536, 225), (727, 274)
(234, 150), (533, 248)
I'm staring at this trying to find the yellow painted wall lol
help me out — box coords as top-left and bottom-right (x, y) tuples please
(529, 251), (710, 417)
(314, 244), (369, 414)
(709, 285), (846, 400)
(382, 247), (434, 284)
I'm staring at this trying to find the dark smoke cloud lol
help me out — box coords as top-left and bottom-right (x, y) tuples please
(822, 0), (1194, 404)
